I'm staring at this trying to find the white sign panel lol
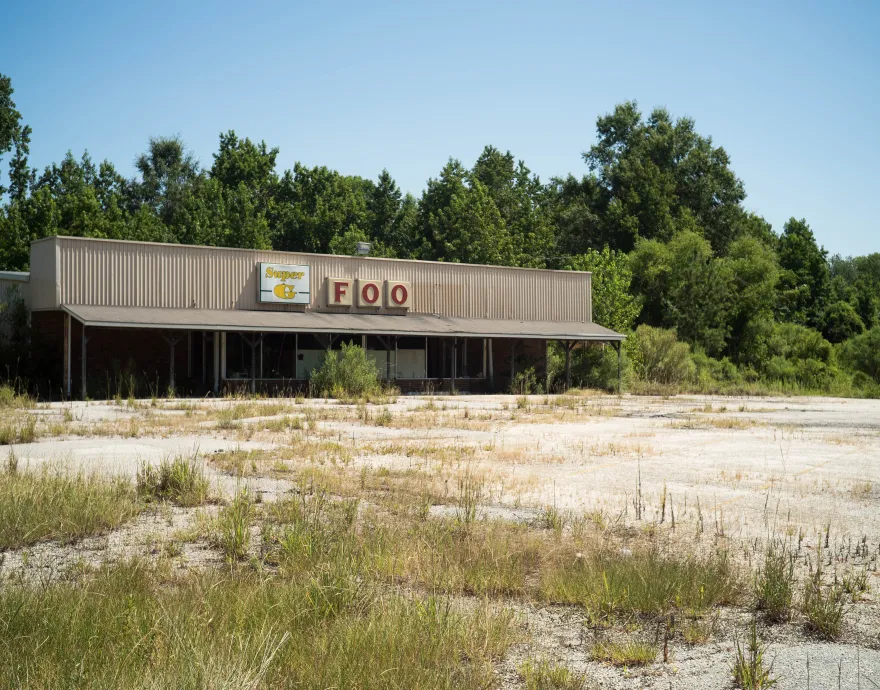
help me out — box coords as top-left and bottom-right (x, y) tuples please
(259, 263), (310, 304)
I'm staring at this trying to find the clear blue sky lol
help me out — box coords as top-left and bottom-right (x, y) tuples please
(2, 0), (878, 256)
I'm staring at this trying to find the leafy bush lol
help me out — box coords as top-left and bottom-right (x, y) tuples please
(839, 327), (880, 382)
(628, 325), (695, 386)
(310, 343), (381, 398)
(761, 323), (838, 388)
(693, 351), (742, 388)
(510, 367), (540, 395)
(822, 301), (864, 343)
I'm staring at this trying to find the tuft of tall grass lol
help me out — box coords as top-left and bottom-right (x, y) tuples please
(136, 454), (209, 506)
(455, 471), (483, 526)
(0, 414), (37, 445)
(754, 540), (794, 622)
(802, 558), (846, 640)
(0, 465), (139, 549)
(215, 488), (254, 562)
(591, 639), (657, 666)
(731, 620), (777, 689)
(0, 560), (515, 689)
(519, 657), (585, 689)
(541, 546), (741, 619)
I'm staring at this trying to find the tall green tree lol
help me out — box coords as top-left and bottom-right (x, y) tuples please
(582, 101), (747, 253)
(775, 218), (830, 328)
(565, 248), (641, 332)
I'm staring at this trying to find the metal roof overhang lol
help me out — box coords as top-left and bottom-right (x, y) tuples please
(61, 305), (624, 342)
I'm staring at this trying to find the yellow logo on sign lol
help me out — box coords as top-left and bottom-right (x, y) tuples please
(273, 284), (298, 300)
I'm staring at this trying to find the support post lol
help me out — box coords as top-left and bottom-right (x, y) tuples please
(162, 333), (182, 393)
(488, 338), (494, 389)
(394, 336), (398, 380)
(80, 325), (89, 400)
(615, 341), (622, 395)
(220, 332), (227, 381)
(63, 312), (71, 400)
(510, 340), (516, 390)
(201, 333), (207, 385)
(295, 333), (299, 380)
(482, 339), (487, 380)
(213, 333), (220, 394)
(462, 337), (467, 376)
(187, 331), (192, 379)
(564, 340), (575, 392)
(242, 333), (264, 395)
(452, 337), (457, 392)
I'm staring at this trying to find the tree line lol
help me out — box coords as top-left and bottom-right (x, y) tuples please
(1, 73), (879, 393)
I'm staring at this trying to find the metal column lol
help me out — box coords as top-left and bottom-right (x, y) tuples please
(80, 325), (90, 400)
(63, 312), (71, 399)
(213, 333), (220, 394)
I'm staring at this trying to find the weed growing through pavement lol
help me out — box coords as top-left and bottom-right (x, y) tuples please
(518, 658), (585, 689)
(136, 454), (209, 506)
(754, 540), (795, 623)
(591, 640), (657, 666)
(731, 620), (777, 689)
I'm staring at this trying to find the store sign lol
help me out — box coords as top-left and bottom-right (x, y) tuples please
(259, 263), (310, 304)
(328, 278), (412, 310)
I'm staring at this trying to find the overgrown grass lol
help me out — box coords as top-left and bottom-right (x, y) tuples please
(754, 541), (794, 622)
(541, 547), (741, 621)
(802, 558), (846, 640)
(0, 463), (139, 549)
(0, 414), (37, 445)
(590, 640), (656, 666)
(136, 454), (209, 506)
(731, 621), (777, 689)
(214, 488), (254, 562)
(519, 658), (584, 689)
(0, 560), (515, 689)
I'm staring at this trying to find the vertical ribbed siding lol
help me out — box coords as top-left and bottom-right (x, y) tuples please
(53, 237), (592, 322)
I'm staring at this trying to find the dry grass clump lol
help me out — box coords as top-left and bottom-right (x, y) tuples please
(0, 414), (37, 445)
(754, 540), (795, 622)
(0, 459), (139, 549)
(213, 488), (255, 562)
(541, 546), (741, 621)
(519, 658), (585, 689)
(731, 620), (777, 689)
(802, 557), (847, 640)
(0, 384), (32, 409)
(136, 454), (209, 506)
(0, 559), (514, 689)
(591, 639), (657, 666)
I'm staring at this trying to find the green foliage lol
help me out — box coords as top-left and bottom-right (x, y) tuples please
(310, 343), (381, 398)
(136, 455), (209, 507)
(776, 218), (830, 329)
(754, 541), (794, 623)
(0, 466), (138, 549)
(566, 247), (641, 332)
(628, 325), (695, 386)
(518, 658), (584, 690)
(839, 327), (880, 381)
(731, 621), (777, 689)
(2, 66), (879, 400)
(822, 300), (864, 343)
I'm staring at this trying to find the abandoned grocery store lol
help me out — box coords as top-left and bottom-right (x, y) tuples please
(4, 236), (624, 399)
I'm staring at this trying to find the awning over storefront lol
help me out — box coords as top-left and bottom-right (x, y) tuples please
(61, 304), (624, 341)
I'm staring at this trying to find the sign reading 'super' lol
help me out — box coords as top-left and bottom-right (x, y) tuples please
(259, 263), (310, 304)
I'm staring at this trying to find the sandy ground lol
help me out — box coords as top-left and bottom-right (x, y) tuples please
(3, 392), (880, 689)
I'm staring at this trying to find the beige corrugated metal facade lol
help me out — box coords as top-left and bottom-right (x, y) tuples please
(30, 236), (593, 322)
(24, 236), (623, 399)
